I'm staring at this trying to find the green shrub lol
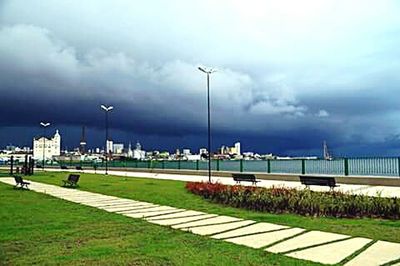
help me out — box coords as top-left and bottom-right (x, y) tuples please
(185, 182), (400, 219)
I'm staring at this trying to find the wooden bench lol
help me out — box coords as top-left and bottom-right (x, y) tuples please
(62, 174), (80, 187)
(75, 166), (83, 170)
(299, 175), (338, 190)
(14, 176), (30, 189)
(232, 173), (260, 185)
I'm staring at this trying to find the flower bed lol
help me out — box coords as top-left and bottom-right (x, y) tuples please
(185, 182), (400, 219)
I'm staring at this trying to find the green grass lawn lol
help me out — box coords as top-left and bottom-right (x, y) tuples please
(24, 171), (400, 243)
(1, 171), (399, 265)
(0, 180), (319, 265)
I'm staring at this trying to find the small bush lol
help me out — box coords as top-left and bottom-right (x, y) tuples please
(185, 182), (400, 219)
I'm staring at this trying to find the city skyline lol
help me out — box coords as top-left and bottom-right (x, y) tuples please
(1, 1), (400, 156)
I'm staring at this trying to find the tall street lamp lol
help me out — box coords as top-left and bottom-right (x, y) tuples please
(101, 104), (114, 175)
(40, 122), (51, 170)
(198, 66), (216, 183)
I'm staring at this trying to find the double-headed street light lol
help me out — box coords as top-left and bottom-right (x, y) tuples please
(198, 66), (216, 183)
(100, 104), (114, 175)
(40, 122), (51, 170)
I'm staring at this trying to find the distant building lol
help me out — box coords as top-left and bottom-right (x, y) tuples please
(185, 154), (201, 161)
(127, 142), (133, 157)
(199, 148), (207, 155)
(182, 149), (191, 155)
(234, 142), (241, 155)
(79, 126), (87, 154)
(33, 130), (61, 160)
(113, 143), (124, 154)
(133, 141), (145, 160)
(106, 140), (113, 154)
(219, 142), (241, 156)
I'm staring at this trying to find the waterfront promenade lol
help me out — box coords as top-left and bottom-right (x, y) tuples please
(42, 168), (400, 198)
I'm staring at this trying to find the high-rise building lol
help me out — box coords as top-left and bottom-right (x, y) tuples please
(234, 142), (241, 155)
(106, 140), (113, 154)
(33, 130), (61, 160)
(79, 126), (87, 154)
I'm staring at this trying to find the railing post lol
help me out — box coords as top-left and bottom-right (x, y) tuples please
(398, 157), (400, 177)
(196, 160), (199, 171)
(217, 159), (220, 171)
(301, 159), (305, 175)
(240, 159), (243, 172)
(178, 159), (181, 170)
(267, 159), (271, 173)
(10, 155), (14, 175)
(135, 160), (138, 168)
(162, 160), (165, 169)
(148, 160), (151, 169)
(344, 158), (349, 176)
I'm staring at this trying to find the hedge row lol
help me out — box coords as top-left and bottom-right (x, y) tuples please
(185, 182), (400, 219)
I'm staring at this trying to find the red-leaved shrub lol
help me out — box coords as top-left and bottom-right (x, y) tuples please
(185, 181), (400, 219)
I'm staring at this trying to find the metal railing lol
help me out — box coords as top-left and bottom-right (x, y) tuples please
(44, 157), (400, 178)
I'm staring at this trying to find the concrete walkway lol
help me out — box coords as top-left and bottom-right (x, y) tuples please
(1, 177), (399, 265)
(44, 168), (400, 198)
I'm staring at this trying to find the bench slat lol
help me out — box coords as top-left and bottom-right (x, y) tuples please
(299, 175), (337, 188)
(232, 173), (260, 185)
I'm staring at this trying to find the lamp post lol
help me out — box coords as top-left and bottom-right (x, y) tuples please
(40, 122), (50, 170)
(100, 104), (114, 175)
(198, 66), (216, 183)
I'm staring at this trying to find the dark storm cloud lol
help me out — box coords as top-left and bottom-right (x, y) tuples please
(1, 1), (400, 155)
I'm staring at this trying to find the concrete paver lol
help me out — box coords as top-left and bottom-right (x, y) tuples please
(77, 198), (127, 204)
(224, 228), (305, 249)
(344, 240), (400, 266)
(184, 220), (256, 236)
(99, 203), (155, 212)
(146, 210), (206, 220)
(266, 231), (350, 254)
(148, 214), (218, 226)
(122, 209), (184, 218)
(212, 222), (288, 239)
(172, 216), (241, 229)
(83, 200), (139, 207)
(286, 237), (372, 265)
(117, 206), (173, 214)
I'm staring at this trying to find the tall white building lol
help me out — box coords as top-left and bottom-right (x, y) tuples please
(234, 142), (241, 155)
(33, 130), (61, 160)
(106, 140), (113, 154)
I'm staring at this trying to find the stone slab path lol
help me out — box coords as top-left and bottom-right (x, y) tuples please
(286, 237), (372, 265)
(265, 231), (350, 254)
(1, 177), (400, 266)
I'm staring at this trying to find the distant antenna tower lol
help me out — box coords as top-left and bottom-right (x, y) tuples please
(323, 140), (332, 160)
(80, 126), (87, 154)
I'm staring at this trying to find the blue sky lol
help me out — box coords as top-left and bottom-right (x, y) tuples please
(1, 0), (400, 156)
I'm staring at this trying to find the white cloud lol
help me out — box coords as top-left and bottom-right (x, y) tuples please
(316, 109), (329, 117)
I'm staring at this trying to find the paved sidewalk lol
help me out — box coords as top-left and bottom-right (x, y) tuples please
(1, 177), (400, 265)
(44, 168), (400, 198)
